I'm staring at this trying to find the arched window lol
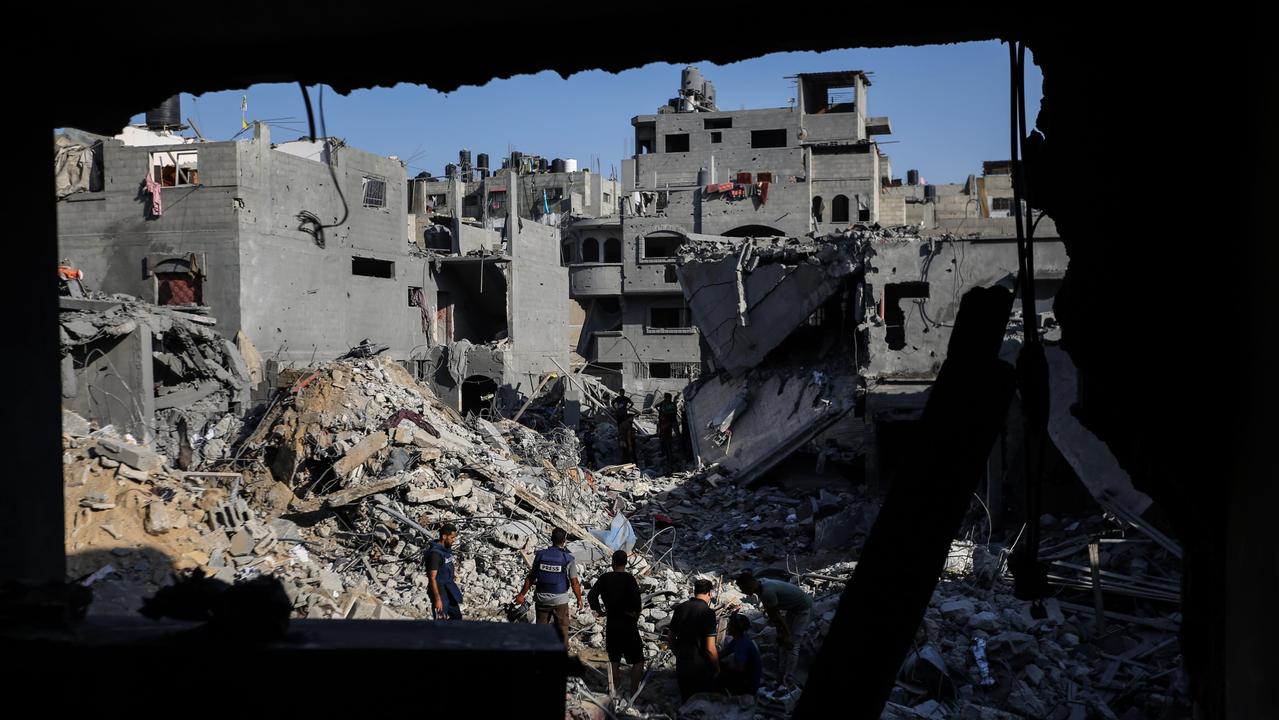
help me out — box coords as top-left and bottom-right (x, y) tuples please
(603, 237), (622, 263)
(832, 194), (850, 223)
(582, 237), (600, 262)
(812, 196), (824, 223)
(561, 240), (577, 264)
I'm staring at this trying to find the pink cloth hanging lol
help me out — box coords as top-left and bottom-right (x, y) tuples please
(143, 172), (163, 217)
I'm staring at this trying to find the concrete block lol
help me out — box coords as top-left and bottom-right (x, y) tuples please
(938, 598), (975, 625)
(392, 425), (415, 444)
(145, 502), (176, 534)
(405, 485), (451, 504)
(229, 530), (255, 556)
(332, 431), (388, 477)
(95, 438), (164, 472)
(494, 520), (538, 550)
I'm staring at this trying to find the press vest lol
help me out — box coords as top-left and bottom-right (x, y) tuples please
(534, 546), (573, 595)
(429, 542), (463, 605)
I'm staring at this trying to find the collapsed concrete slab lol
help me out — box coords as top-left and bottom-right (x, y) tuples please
(676, 233), (866, 373)
(685, 364), (859, 485)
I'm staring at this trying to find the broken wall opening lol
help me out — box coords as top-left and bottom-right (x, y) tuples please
(433, 261), (509, 343)
(883, 281), (930, 350)
(461, 374), (498, 417)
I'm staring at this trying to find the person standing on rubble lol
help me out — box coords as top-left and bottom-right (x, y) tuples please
(514, 527), (584, 645)
(735, 570), (813, 688)
(656, 392), (680, 468)
(587, 550), (645, 698)
(668, 578), (720, 702)
(426, 523), (463, 620)
(610, 392), (637, 463)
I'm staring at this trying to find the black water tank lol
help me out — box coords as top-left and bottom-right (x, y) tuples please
(145, 96), (181, 130)
(924, 184), (937, 202)
(551, 158), (566, 174)
(907, 169), (920, 186)
(459, 149), (472, 166)
(415, 171), (432, 179)
(511, 151), (523, 168)
(538, 157), (548, 173)
(477, 153), (490, 171)
(445, 163), (457, 178)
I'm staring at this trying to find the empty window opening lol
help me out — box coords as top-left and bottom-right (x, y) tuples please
(884, 281), (930, 350)
(562, 241), (577, 264)
(649, 362), (672, 378)
(665, 133), (690, 153)
(710, 132), (722, 144)
(650, 307), (691, 328)
(603, 237), (622, 263)
(408, 286), (423, 307)
(603, 192), (612, 205)
(362, 176), (387, 208)
(664, 264), (678, 283)
(812, 196), (825, 223)
(643, 233), (682, 259)
(858, 198), (871, 222)
(824, 86), (856, 112)
(704, 117), (732, 129)
(461, 375), (498, 418)
(638, 138), (655, 154)
(992, 197), (1013, 211)
(584, 362), (624, 392)
(352, 257), (394, 278)
(832, 194), (850, 223)
(149, 150), (199, 187)
(750, 129), (788, 149)
(157, 272), (202, 306)
(582, 237), (601, 262)
(812, 144), (865, 155)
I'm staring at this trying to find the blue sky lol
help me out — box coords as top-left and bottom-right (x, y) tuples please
(133, 41), (1040, 185)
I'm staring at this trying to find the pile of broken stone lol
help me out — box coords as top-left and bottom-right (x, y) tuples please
(61, 353), (1188, 719)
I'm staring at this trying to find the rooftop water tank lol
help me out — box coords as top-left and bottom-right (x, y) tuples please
(564, 158), (578, 173)
(681, 66), (704, 95)
(145, 96), (181, 130)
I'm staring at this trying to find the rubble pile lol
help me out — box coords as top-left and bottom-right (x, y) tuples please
(59, 297), (250, 469)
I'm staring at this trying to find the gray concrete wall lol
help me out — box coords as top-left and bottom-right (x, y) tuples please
(507, 218), (570, 393)
(811, 148), (879, 228)
(234, 131), (423, 365)
(64, 325), (155, 443)
(864, 237), (1069, 380)
(57, 139), (244, 333)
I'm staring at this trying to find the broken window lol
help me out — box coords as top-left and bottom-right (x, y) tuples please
(352, 257), (394, 278)
(149, 150), (199, 187)
(603, 192), (612, 206)
(665, 133), (690, 153)
(704, 117), (732, 129)
(648, 362), (672, 378)
(832, 194), (850, 223)
(711, 132), (722, 144)
(582, 237), (601, 262)
(362, 176), (387, 208)
(812, 196), (825, 223)
(649, 307), (691, 328)
(642, 233), (682, 259)
(408, 286), (422, 307)
(664, 264), (677, 283)
(992, 197), (1013, 211)
(858, 197), (871, 222)
(750, 129), (788, 149)
(603, 238), (622, 263)
(883, 281), (930, 350)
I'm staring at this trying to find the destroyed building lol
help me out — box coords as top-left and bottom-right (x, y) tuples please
(10, 11), (1271, 720)
(568, 68), (894, 401)
(55, 104), (569, 415)
(412, 174), (572, 416)
(408, 149), (620, 251)
(55, 111), (421, 380)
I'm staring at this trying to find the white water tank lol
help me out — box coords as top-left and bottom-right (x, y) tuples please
(564, 158), (578, 173)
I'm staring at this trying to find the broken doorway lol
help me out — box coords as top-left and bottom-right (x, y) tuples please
(461, 375), (498, 418)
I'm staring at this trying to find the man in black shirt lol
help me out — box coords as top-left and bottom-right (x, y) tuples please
(668, 578), (719, 702)
(425, 523), (463, 620)
(587, 550), (645, 698)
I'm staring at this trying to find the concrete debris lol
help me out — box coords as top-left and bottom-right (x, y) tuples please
(57, 350), (1188, 719)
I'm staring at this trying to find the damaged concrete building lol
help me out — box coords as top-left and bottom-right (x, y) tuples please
(55, 104), (570, 416)
(568, 68), (894, 401)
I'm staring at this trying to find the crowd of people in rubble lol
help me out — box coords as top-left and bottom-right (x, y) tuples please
(423, 520), (812, 703)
